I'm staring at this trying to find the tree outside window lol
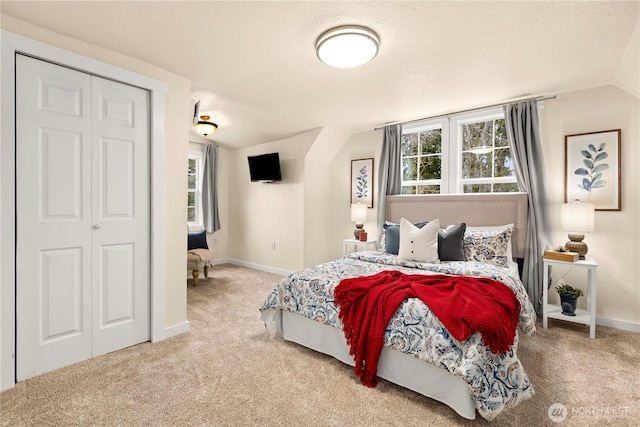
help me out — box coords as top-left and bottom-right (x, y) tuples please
(460, 118), (518, 193)
(187, 152), (203, 230)
(400, 109), (518, 194)
(401, 127), (442, 194)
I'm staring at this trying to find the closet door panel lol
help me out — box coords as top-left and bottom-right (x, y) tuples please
(91, 77), (150, 357)
(16, 54), (92, 381)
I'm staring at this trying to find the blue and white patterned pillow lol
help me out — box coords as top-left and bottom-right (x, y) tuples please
(463, 227), (513, 268)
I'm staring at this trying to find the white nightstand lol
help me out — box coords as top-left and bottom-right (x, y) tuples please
(343, 239), (377, 256)
(542, 257), (597, 339)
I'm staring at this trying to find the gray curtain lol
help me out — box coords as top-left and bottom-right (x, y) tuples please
(202, 143), (221, 233)
(504, 100), (551, 313)
(376, 125), (402, 239)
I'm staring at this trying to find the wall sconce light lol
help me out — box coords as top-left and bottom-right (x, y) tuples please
(316, 25), (379, 68)
(561, 199), (595, 259)
(350, 203), (368, 239)
(194, 115), (218, 137)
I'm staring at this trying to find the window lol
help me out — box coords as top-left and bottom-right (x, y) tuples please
(401, 123), (445, 195)
(401, 108), (518, 194)
(188, 152), (203, 231)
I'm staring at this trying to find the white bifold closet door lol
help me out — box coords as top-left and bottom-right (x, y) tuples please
(16, 54), (150, 381)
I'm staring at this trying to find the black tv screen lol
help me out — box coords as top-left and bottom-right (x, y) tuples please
(248, 152), (282, 182)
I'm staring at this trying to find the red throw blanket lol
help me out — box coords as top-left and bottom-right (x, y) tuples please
(334, 270), (521, 387)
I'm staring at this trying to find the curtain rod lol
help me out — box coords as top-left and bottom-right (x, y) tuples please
(373, 95), (557, 131)
(190, 140), (217, 145)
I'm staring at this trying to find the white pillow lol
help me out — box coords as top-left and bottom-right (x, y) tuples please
(398, 218), (440, 263)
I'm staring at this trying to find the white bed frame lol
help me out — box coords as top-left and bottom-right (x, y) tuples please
(274, 193), (529, 419)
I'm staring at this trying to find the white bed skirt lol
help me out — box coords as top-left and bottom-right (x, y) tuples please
(263, 309), (476, 420)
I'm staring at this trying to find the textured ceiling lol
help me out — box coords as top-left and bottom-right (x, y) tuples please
(2, 1), (639, 149)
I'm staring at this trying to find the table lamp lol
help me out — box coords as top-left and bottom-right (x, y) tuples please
(561, 199), (595, 259)
(350, 203), (368, 239)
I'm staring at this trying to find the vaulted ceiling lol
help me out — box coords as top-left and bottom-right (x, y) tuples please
(2, 1), (638, 149)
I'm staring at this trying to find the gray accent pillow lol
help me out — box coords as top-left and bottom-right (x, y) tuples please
(438, 223), (466, 261)
(383, 221), (427, 255)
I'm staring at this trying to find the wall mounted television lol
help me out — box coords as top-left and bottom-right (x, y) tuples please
(248, 152), (282, 182)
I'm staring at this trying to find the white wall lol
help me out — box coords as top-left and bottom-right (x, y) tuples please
(303, 127), (350, 267)
(539, 85), (640, 328)
(228, 129), (318, 273)
(328, 130), (384, 260)
(225, 127), (384, 272)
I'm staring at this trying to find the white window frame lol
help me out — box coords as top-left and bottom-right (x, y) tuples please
(188, 151), (204, 231)
(401, 107), (518, 194)
(401, 118), (449, 193)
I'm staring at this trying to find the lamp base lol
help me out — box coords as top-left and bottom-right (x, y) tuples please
(565, 233), (588, 259)
(353, 223), (364, 239)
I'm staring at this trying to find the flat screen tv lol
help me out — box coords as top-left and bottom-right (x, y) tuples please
(248, 152), (282, 182)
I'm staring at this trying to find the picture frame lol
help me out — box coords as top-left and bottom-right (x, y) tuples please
(351, 158), (374, 208)
(565, 129), (621, 211)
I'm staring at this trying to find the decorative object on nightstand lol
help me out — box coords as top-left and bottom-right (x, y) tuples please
(555, 283), (584, 316)
(561, 199), (595, 259)
(351, 203), (368, 239)
(543, 246), (579, 262)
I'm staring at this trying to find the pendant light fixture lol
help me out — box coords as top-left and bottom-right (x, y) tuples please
(194, 115), (218, 137)
(316, 25), (379, 68)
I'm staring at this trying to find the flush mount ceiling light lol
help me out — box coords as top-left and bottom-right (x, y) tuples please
(316, 25), (379, 68)
(194, 115), (218, 137)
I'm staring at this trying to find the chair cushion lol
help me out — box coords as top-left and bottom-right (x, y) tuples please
(188, 248), (213, 264)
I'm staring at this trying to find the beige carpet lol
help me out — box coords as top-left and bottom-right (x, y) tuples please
(1, 264), (638, 426)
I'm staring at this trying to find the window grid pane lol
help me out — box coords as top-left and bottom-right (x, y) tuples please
(401, 127), (443, 190)
(401, 112), (515, 194)
(188, 154), (202, 227)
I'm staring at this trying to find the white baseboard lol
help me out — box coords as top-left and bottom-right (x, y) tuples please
(596, 316), (640, 333)
(224, 259), (292, 277)
(162, 321), (189, 340)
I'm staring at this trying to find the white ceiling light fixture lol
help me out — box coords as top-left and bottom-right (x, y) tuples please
(316, 25), (380, 68)
(194, 115), (218, 137)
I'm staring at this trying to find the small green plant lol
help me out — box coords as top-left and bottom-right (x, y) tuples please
(555, 283), (584, 298)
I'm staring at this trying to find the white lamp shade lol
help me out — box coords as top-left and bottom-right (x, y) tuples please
(561, 201), (595, 232)
(350, 203), (368, 222)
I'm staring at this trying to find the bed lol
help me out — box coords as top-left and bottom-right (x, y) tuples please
(260, 193), (535, 421)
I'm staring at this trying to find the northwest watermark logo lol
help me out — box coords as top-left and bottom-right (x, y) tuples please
(548, 403), (568, 423)
(548, 403), (630, 423)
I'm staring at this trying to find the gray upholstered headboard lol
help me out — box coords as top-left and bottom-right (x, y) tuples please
(386, 193), (528, 259)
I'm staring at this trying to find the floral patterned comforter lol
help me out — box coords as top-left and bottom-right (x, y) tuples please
(260, 251), (536, 421)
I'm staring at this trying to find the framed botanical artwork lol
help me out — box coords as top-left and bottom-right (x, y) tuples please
(351, 158), (374, 208)
(565, 129), (621, 211)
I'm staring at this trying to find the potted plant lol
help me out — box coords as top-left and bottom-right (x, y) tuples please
(555, 283), (584, 316)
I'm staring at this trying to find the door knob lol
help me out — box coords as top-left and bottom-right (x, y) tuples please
(93, 223), (102, 230)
